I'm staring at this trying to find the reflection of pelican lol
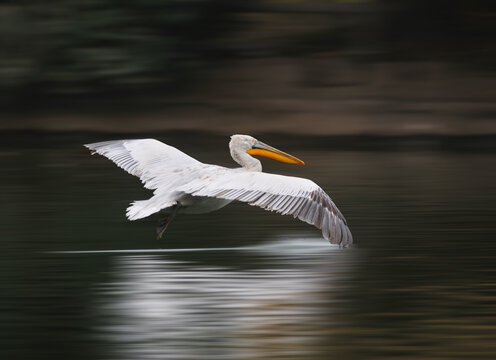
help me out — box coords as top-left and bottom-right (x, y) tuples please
(100, 251), (352, 359)
(85, 135), (352, 245)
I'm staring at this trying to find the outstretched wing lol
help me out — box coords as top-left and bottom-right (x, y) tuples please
(177, 170), (353, 246)
(84, 139), (201, 190)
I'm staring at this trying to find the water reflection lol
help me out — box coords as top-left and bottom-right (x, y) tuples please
(97, 239), (356, 360)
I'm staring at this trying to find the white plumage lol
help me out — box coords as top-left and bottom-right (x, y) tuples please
(85, 135), (352, 246)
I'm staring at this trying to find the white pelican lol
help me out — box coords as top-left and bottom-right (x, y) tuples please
(85, 135), (352, 246)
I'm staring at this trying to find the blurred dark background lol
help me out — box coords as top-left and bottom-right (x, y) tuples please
(2, 3), (496, 360)
(1, 0), (495, 135)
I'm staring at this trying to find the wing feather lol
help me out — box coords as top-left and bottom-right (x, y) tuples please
(178, 171), (353, 246)
(84, 139), (200, 190)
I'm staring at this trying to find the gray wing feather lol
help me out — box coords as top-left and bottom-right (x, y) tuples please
(184, 172), (353, 246)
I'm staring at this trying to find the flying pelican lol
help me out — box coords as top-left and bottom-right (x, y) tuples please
(85, 135), (352, 246)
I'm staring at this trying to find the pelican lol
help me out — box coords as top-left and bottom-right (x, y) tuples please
(85, 135), (352, 246)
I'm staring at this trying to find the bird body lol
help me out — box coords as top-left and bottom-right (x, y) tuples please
(85, 135), (353, 246)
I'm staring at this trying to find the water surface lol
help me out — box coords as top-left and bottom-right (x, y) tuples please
(1, 132), (496, 359)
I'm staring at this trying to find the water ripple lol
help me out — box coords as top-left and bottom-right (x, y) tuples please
(95, 240), (356, 359)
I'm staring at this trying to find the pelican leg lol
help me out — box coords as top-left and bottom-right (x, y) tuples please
(156, 203), (181, 240)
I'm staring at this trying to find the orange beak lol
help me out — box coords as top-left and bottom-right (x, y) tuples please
(246, 141), (305, 165)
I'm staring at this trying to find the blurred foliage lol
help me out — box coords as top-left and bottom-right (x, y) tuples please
(0, 0), (495, 104)
(0, 0), (240, 97)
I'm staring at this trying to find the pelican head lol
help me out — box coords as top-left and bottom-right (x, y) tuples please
(230, 134), (305, 171)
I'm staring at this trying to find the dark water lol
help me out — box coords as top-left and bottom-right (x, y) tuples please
(1, 132), (496, 359)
